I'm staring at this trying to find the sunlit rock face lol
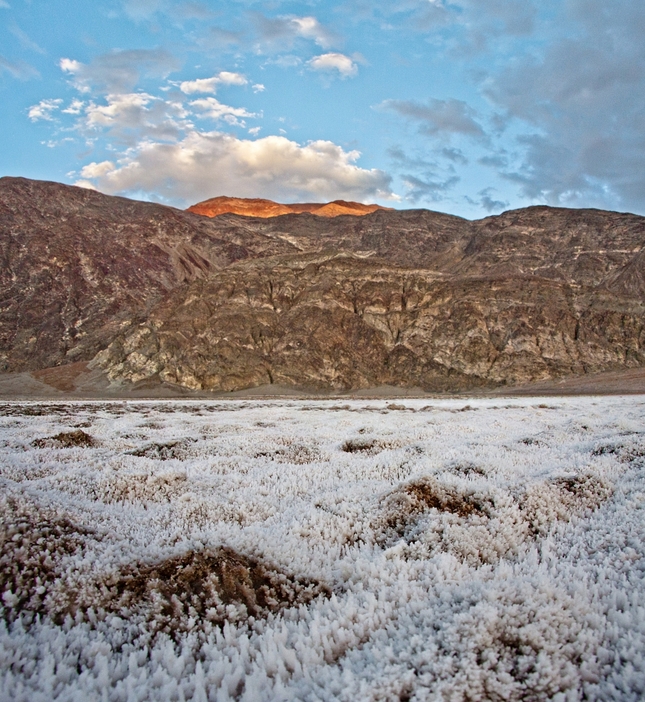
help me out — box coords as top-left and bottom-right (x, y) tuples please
(2, 176), (645, 391)
(186, 196), (391, 218)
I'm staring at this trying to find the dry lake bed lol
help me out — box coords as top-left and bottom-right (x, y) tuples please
(1, 397), (645, 701)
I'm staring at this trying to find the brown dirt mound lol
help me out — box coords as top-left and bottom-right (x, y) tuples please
(128, 440), (191, 460)
(341, 438), (396, 455)
(0, 497), (93, 621)
(591, 440), (645, 462)
(32, 429), (96, 448)
(382, 477), (490, 539)
(1, 497), (329, 636)
(255, 443), (320, 464)
(521, 472), (613, 535)
(67, 548), (330, 639)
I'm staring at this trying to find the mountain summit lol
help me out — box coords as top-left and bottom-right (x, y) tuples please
(187, 196), (392, 218)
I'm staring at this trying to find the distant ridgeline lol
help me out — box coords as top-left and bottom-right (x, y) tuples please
(186, 195), (392, 218)
(1, 175), (645, 393)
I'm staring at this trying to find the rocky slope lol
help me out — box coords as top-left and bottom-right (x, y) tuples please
(187, 196), (391, 218)
(0, 177), (296, 372)
(2, 177), (645, 392)
(94, 251), (645, 392)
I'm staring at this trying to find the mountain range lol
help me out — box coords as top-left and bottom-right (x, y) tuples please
(1, 176), (644, 395)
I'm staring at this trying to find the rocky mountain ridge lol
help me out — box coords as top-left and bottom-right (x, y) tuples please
(2, 176), (644, 392)
(187, 196), (391, 218)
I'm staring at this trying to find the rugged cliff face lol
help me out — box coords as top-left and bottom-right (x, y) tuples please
(2, 177), (645, 392)
(93, 252), (645, 392)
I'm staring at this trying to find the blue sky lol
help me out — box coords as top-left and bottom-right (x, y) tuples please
(1, 0), (644, 217)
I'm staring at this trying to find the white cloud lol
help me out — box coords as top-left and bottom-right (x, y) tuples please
(62, 99), (85, 115)
(28, 99), (63, 122)
(248, 126), (261, 136)
(290, 17), (335, 48)
(252, 83), (266, 93)
(179, 71), (247, 95)
(79, 160), (117, 178)
(74, 180), (99, 190)
(84, 93), (156, 128)
(190, 97), (257, 126)
(308, 53), (358, 78)
(253, 14), (337, 52)
(59, 49), (180, 93)
(75, 93), (191, 146)
(74, 131), (395, 206)
(60, 58), (82, 74)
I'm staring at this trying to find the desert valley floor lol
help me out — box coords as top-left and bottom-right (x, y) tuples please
(1, 396), (645, 701)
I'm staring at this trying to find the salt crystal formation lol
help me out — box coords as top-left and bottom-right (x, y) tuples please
(1, 396), (644, 700)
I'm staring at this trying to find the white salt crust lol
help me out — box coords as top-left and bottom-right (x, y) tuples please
(0, 396), (644, 701)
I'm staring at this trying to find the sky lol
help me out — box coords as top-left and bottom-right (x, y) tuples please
(1, 0), (644, 218)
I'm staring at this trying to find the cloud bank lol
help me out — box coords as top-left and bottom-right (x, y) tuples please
(77, 133), (394, 205)
(483, 0), (645, 211)
(384, 98), (484, 139)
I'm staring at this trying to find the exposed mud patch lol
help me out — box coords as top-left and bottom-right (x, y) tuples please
(380, 477), (491, 542)
(62, 548), (330, 641)
(0, 403), (121, 417)
(446, 461), (487, 477)
(128, 440), (193, 460)
(519, 437), (544, 447)
(378, 478), (529, 565)
(592, 440), (645, 463)
(390, 477), (489, 524)
(32, 429), (96, 449)
(255, 443), (320, 464)
(341, 437), (397, 455)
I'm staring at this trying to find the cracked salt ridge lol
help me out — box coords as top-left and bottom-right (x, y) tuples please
(0, 398), (644, 700)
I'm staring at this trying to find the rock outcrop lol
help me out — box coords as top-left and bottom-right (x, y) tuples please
(2, 176), (645, 392)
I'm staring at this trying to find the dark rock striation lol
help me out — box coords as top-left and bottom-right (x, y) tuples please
(2, 176), (645, 392)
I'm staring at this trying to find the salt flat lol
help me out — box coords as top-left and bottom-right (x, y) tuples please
(1, 397), (644, 701)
